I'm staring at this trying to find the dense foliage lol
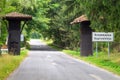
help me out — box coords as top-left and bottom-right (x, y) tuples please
(0, 0), (120, 51)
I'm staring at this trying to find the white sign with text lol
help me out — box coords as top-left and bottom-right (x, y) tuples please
(92, 32), (114, 42)
(21, 34), (24, 41)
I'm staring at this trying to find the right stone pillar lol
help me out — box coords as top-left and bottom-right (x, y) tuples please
(80, 21), (93, 56)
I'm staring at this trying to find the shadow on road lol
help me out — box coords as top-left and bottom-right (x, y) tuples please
(30, 45), (57, 51)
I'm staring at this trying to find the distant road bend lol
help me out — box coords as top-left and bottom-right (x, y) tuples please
(7, 39), (120, 80)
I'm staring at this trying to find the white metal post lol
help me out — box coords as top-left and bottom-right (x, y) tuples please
(0, 22), (1, 37)
(108, 42), (110, 57)
(96, 42), (98, 57)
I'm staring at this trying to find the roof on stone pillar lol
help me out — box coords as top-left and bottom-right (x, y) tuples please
(3, 12), (32, 20)
(70, 15), (89, 24)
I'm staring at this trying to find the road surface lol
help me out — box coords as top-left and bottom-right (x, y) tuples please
(7, 39), (120, 80)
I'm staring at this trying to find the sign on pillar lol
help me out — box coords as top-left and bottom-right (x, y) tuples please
(21, 34), (24, 41)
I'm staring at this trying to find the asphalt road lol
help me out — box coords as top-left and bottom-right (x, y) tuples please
(7, 39), (120, 80)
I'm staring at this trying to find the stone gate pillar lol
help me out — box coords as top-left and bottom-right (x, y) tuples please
(8, 20), (21, 55)
(3, 12), (32, 55)
(80, 21), (93, 56)
(70, 15), (93, 56)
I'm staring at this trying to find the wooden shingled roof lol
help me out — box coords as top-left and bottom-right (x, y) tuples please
(70, 15), (89, 24)
(3, 12), (32, 20)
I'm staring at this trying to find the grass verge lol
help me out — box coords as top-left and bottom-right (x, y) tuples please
(0, 50), (28, 80)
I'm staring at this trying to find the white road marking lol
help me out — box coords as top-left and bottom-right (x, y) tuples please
(89, 74), (102, 80)
(52, 62), (57, 66)
(69, 61), (75, 64)
(47, 55), (51, 58)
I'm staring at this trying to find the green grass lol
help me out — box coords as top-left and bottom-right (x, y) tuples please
(44, 40), (120, 76)
(0, 50), (28, 80)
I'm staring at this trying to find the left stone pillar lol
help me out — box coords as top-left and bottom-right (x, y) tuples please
(3, 12), (32, 55)
(8, 20), (20, 55)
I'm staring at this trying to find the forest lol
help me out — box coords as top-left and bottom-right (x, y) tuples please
(0, 0), (120, 52)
